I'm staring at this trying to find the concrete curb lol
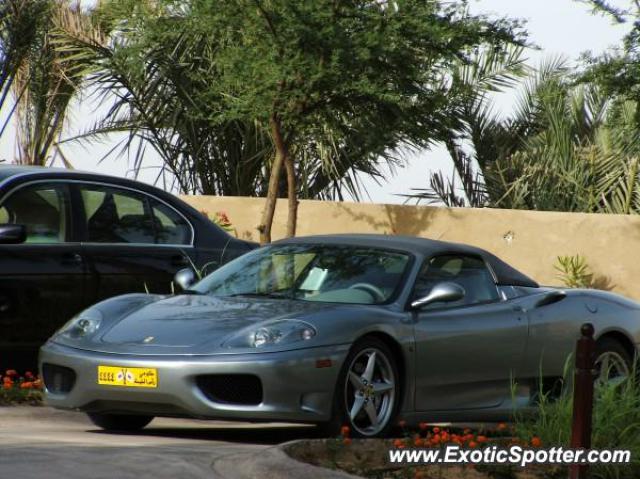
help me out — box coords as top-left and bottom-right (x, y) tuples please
(211, 441), (362, 479)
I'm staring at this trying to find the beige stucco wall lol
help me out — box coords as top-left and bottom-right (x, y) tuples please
(182, 196), (640, 300)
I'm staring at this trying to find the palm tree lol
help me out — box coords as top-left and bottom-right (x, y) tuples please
(0, 0), (46, 139)
(414, 56), (640, 215)
(0, 0), (104, 166)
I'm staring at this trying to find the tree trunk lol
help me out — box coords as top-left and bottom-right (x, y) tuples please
(258, 114), (287, 244)
(283, 152), (297, 237)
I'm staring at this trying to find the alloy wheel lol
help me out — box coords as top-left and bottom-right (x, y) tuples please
(595, 350), (630, 385)
(344, 347), (396, 436)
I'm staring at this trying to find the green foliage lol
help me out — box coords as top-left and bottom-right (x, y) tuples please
(0, 0), (48, 139)
(0, 0), (103, 166)
(579, 1), (640, 104)
(554, 255), (594, 289)
(415, 56), (640, 215)
(514, 374), (640, 478)
(57, 1), (524, 219)
(0, 386), (43, 406)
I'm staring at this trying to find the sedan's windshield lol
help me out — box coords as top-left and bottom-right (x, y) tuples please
(193, 244), (411, 305)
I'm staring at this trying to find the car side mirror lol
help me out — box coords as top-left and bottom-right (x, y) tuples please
(0, 224), (26, 244)
(174, 268), (197, 291)
(411, 282), (465, 310)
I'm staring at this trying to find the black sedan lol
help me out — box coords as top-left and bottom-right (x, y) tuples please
(0, 165), (255, 370)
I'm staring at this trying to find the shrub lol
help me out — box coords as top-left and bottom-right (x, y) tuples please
(514, 371), (640, 478)
(0, 369), (43, 406)
(554, 255), (593, 288)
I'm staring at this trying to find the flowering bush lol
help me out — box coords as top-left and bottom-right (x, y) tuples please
(200, 210), (235, 234)
(299, 421), (547, 479)
(0, 369), (43, 405)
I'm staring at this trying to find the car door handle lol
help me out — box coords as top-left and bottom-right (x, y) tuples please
(61, 253), (83, 265)
(171, 255), (189, 267)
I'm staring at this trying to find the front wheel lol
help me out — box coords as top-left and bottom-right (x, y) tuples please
(87, 413), (154, 432)
(323, 337), (401, 438)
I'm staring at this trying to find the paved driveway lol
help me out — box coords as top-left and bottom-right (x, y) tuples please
(0, 407), (315, 479)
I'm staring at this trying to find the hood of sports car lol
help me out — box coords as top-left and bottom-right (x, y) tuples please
(76, 294), (336, 355)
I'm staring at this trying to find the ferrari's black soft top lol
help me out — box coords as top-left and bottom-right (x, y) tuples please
(278, 234), (539, 288)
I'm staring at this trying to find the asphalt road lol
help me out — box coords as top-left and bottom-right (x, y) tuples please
(0, 406), (316, 479)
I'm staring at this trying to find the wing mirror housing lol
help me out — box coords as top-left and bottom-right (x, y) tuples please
(174, 268), (197, 291)
(411, 282), (465, 310)
(0, 224), (26, 244)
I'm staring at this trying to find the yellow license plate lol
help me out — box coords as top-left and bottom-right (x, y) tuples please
(97, 366), (158, 388)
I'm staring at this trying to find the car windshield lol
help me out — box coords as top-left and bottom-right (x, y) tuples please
(193, 244), (411, 305)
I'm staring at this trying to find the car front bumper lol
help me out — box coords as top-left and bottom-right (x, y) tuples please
(39, 341), (350, 422)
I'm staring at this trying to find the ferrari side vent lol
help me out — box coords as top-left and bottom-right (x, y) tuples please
(42, 363), (76, 394)
(196, 374), (263, 405)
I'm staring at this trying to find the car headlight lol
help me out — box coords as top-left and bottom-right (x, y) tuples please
(57, 309), (103, 339)
(224, 320), (317, 348)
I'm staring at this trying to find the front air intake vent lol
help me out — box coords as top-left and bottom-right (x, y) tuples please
(42, 363), (76, 394)
(196, 374), (263, 405)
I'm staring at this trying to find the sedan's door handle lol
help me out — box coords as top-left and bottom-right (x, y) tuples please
(171, 254), (189, 267)
(61, 253), (83, 265)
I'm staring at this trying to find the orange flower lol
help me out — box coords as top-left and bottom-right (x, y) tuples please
(340, 425), (350, 437)
(20, 382), (33, 389)
(393, 439), (405, 448)
(2, 382), (12, 390)
(413, 437), (424, 448)
(32, 379), (42, 389)
(531, 437), (542, 448)
(440, 431), (449, 442)
(497, 423), (508, 432)
(431, 434), (441, 445)
(418, 422), (429, 431)
(476, 435), (488, 444)
(468, 441), (478, 449)
(342, 437), (352, 446)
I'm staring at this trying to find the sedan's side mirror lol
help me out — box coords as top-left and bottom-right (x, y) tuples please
(0, 224), (26, 244)
(174, 268), (197, 291)
(411, 282), (465, 310)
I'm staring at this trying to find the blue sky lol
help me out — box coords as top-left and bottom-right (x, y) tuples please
(0, 0), (632, 203)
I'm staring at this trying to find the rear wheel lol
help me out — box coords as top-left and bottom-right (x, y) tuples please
(321, 337), (401, 438)
(87, 413), (154, 432)
(594, 338), (632, 385)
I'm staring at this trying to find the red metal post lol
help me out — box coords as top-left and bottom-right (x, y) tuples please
(569, 323), (596, 479)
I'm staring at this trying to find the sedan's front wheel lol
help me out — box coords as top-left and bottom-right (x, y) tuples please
(87, 413), (154, 432)
(325, 337), (400, 438)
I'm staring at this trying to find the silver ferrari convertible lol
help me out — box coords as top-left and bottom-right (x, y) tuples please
(39, 234), (640, 437)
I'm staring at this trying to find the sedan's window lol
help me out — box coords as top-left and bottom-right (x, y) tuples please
(194, 244), (411, 305)
(0, 185), (69, 243)
(80, 185), (190, 245)
(413, 254), (499, 308)
(151, 200), (191, 245)
(82, 187), (155, 244)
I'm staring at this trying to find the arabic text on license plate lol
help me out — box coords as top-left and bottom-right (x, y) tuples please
(97, 366), (158, 388)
